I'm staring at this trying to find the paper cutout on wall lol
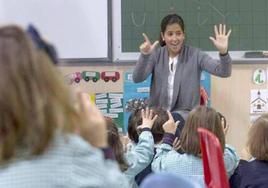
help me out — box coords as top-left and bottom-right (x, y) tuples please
(63, 70), (121, 85)
(94, 92), (124, 132)
(101, 71), (120, 82)
(250, 89), (268, 114)
(253, 69), (266, 85)
(82, 71), (100, 82)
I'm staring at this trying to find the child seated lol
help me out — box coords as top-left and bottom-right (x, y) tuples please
(129, 108), (169, 185)
(152, 106), (239, 186)
(230, 113), (268, 188)
(106, 108), (157, 188)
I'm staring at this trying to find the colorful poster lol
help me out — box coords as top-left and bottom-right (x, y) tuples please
(200, 71), (211, 106)
(95, 92), (124, 132)
(123, 72), (151, 133)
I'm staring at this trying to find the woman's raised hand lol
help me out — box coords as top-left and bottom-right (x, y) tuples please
(139, 33), (159, 55)
(209, 24), (231, 55)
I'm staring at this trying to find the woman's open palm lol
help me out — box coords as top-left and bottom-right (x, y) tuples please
(209, 24), (231, 54)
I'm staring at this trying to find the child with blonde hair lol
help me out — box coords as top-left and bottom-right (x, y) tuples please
(0, 25), (128, 188)
(230, 113), (268, 188)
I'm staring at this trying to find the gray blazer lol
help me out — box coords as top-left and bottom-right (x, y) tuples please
(132, 45), (232, 119)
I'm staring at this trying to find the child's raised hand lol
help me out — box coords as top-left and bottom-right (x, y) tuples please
(120, 135), (131, 153)
(76, 92), (108, 148)
(138, 108), (158, 129)
(162, 111), (179, 134)
(139, 33), (159, 55)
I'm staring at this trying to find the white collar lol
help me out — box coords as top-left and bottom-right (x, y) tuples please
(169, 55), (178, 64)
(169, 55), (178, 72)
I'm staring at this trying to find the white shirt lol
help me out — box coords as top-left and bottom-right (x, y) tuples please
(167, 55), (178, 110)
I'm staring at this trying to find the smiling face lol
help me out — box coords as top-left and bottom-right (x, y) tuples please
(161, 23), (185, 58)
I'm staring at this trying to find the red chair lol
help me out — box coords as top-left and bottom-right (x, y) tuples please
(198, 128), (230, 188)
(200, 86), (209, 106)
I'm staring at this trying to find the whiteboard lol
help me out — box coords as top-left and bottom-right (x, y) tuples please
(0, 0), (108, 59)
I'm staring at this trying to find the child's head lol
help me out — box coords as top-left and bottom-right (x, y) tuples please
(0, 25), (77, 162)
(150, 108), (168, 143)
(106, 117), (128, 171)
(128, 109), (142, 143)
(159, 14), (185, 47)
(180, 106), (225, 156)
(128, 108), (168, 144)
(247, 114), (268, 161)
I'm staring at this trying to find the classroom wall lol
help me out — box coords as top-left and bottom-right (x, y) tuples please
(59, 62), (268, 156)
(211, 63), (268, 155)
(60, 65), (130, 93)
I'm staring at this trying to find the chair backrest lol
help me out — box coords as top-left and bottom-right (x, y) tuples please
(200, 86), (208, 106)
(198, 127), (230, 188)
(140, 172), (202, 188)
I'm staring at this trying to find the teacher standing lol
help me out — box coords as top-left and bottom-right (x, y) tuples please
(132, 13), (232, 120)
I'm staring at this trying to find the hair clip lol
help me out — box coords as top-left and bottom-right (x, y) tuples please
(26, 24), (59, 64)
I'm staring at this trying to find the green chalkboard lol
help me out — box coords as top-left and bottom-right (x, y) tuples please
(121, 0), (268, 52)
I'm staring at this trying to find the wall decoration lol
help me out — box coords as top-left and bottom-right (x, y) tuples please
(250, 89), (268, 114)
(64, 71), (101, 84)
(82, 71), (100, 82)
(123, 72), (151, 133)
(253, 68), (266, 85)
(101, 71), (120, 82)
(95, 92), (124, 132)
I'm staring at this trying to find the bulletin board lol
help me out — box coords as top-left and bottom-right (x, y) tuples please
(60, 63), (267, 155)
